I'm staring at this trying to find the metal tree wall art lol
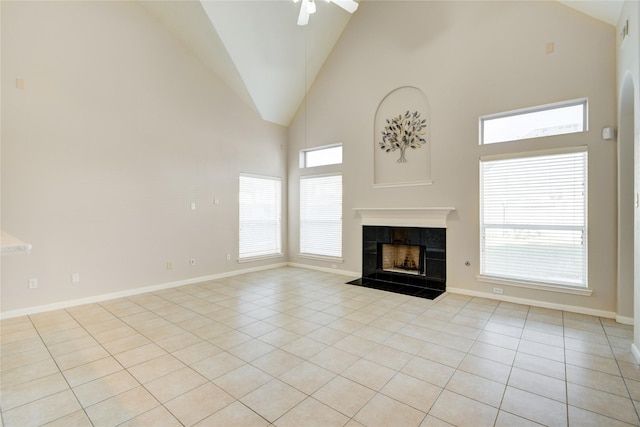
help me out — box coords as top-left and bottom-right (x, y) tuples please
(379, 111), (427, 163)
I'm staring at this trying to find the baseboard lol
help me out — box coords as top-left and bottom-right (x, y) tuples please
(0, 263), (288, 320)
(2, 265), (631, 326)
(286, 262), (360, 278)
(632, 343), (640, 364)
(447, 286), (619, 320)
(616, 315), (634, 326)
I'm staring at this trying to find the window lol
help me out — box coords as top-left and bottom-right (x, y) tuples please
(301, 144), (342, 168)
(480, 148), (587, 288)
(480, 99), (587, 145)
(239, 174), (282, 260)
(300, 174), (342, 258)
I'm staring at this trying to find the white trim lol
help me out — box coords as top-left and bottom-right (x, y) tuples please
(237, 253), (285, 264)
(447, 286), (615, 319)
(480, 97), (588, 122)
(287, 262), (359, 277)
(2, 262), (632, 332)
(353, 207), (455, 228)
(298, 254), (344, 263)
(479, 145), (588, 162)
(616, 315), (634, 326)
(476, 275), (592, 296)
(632, 343), (640, 364)
(0, 263), (287, 320)
(239, 172), (281, 181)
(372, 180), (433, 189)
(300, 171), (342, 179)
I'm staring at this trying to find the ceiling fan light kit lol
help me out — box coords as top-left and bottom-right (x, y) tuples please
(294, 0), (359, 26)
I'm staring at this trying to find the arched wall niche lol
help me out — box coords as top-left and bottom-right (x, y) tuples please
(373, 86), (432, 188)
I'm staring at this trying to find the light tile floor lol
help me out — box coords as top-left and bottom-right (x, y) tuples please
(1, 267), (640, 426)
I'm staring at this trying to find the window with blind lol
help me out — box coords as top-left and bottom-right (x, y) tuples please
(239, 174), (282, 260)
(300, 174), (342, 259)
(480, 148), (588, 287)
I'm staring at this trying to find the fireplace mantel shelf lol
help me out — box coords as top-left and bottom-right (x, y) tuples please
(353, 207), (456, 228)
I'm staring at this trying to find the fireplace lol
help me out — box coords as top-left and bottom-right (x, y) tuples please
(348, 225), (447, 299)
(382, 244), (423, 275)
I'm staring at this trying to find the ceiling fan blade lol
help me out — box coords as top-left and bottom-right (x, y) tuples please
(297, 0), (310, 25)
(330, 0), (358, 14)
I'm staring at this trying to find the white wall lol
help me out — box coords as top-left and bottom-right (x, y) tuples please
(1, 1), (287, 314)
(288, 1), (618, 314)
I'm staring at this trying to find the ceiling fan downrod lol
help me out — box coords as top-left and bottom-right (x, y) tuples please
(294, 0), (359, 26)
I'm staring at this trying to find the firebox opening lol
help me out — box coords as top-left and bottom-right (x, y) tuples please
(381, 244), (424, 276)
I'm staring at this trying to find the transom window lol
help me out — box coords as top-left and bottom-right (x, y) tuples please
(300, 144), (342, 168)
(480, 99), (587, 145)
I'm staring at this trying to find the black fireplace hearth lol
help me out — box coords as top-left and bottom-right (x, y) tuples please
(347, 225), (446, 299)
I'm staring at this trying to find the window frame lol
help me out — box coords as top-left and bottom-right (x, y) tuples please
(479, 98), (588, 145)
(238, 173), (283, 262)
(478, 147), (590, 295)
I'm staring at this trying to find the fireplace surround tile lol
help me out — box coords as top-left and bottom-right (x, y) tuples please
(348, 225), (446, 300)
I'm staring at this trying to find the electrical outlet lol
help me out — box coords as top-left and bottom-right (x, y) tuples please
(190, 258), (196, 266)
(71, 273), (80, 283)
(28, 278), (38, 289)
(493, 287), (503, 294)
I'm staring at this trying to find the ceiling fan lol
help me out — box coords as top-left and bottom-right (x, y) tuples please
(294, 0), (359, 26)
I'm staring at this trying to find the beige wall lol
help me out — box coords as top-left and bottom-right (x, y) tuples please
(615, 0), (640, 352)
(617, 1), (639, 321)
(288, 1), (618, 313)
(1, 1), (624, 318)
(1, 1), (287, 313)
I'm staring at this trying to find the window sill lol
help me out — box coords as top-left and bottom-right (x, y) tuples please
(476, 275), (592, 296)
(298, 253), (344, 264)
(372, 180), (433, 189)
(238, 253), (285, 264)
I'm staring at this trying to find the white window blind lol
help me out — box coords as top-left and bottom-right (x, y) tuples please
(480, 149), (588, 287)
(239, 174), (281, 259)
(300, 174), (342, 258)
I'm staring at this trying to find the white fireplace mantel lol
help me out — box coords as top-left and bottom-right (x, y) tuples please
(353, 207), (456, 228)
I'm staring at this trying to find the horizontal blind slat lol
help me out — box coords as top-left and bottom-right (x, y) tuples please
(239, 175), (282, 258)
(480, 151), (587, 287)
(300, 175), (342, 258)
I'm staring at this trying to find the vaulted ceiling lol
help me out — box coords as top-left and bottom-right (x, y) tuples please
(140, 1), (623, 127)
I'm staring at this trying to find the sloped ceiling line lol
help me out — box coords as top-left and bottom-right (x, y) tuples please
(142, 1), (621, 127)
